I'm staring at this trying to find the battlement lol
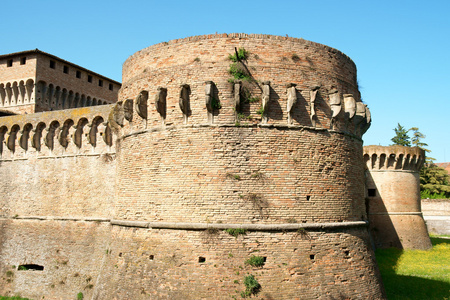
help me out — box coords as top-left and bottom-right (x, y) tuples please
(364, 145), (425, 172)
(0, 105), (116, 160)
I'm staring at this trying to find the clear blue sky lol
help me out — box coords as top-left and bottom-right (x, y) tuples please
(2, 0), (449, 162)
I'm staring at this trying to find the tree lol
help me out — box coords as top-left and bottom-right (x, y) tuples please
(409, 127), (435, 164)
(391, 123), (411, 146)
(390, 125), (449, 198)
(420, 164), (450, 198)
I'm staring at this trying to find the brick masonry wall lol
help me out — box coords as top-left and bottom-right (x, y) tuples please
(0, 54), (37, 82)
(0, 221), (384, 300)
(35, 53), (120, 106)
(0, 105), (116, 219)
(115, 126), (366, 223)
(0, 220), (111, 299)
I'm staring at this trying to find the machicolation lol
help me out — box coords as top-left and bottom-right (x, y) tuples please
(0, 34), (386, 299)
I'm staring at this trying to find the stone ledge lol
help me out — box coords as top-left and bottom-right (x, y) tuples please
(369, 212), (423, 215)
(119, 123), (363, 142)
(1, 217), (367, 231)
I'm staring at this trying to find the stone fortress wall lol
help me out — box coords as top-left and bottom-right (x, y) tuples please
(364, 145), (432, 249)
(0, 34), (385, 299)
(0, 50), (121, 115)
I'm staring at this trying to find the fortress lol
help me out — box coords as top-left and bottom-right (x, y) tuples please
(0, 33), (397, 299)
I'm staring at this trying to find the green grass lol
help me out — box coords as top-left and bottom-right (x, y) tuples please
(375, 235), (450, 299)
(0, 297), (31, 300)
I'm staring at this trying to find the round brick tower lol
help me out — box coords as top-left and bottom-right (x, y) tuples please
(104, 34), (385, 299)
(364, 145), (431, 249)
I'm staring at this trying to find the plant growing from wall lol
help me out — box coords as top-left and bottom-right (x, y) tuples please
(256, 106), (264, 116)
(241, 274), (261, 298)
(211, 97), (222, 110)
(244, 193), (268, 218)
(226, 173), (241, 181)
(245, 255), (265, 267)
(228, 48), (251, 82)
(225, 228), (247, 237)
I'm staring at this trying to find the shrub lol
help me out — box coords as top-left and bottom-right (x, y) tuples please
(245, 255), (265, 267)
(211, 97), (221, 110)
(241, 274), (261, 297)
(228, 48), (249, 62)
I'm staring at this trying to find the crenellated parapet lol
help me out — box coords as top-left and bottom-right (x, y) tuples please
(364, 145), (425, 172)
(0, 105), (116, 160)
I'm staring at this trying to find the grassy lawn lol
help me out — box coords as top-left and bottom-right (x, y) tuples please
(376, 235), (450, 299)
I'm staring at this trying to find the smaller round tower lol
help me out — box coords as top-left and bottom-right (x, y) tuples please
(364, 145), (431, 249)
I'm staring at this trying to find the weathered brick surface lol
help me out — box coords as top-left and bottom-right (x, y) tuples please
(0, 221), (383, 300)
(0, 220), (110, 299)
(0, 106), (116, 218)
(116, 126), (366, 223)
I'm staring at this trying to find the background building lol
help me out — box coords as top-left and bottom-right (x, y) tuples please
(0, 49), (120, 115)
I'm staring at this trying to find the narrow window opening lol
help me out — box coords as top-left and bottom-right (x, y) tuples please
(309, 254), (315, 260)
(344, 250), (350, 257)
(306, 195), (311, 201)
(7, 59), (13, 67)
(368, 189), (376, 197)
(88, 75), (92, 83)
(49, 60), (55, 69)
(198, 257), (206, 263)
(63, 65), (69, 74)
(98, 79), (103, 87)
(109, 83), (113, 91)
(263, 257), (267, 262)
(18, 264), (44, 271)
(76, 71), (81, 78)
(149, 255), (154, 260)
(20, 57), (26, 65)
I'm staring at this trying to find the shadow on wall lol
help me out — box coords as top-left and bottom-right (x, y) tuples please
(365, 171), (403, 249)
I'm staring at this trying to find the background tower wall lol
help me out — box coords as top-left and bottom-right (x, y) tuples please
(364, 145), (432, 249)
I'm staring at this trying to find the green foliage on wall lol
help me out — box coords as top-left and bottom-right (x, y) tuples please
(245, 255), (265, 267)
(241, 274), (261, 298)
